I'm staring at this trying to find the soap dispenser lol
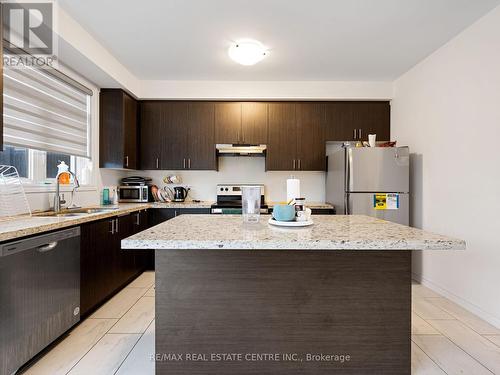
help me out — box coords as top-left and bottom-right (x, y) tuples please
(57, 161), (71, 184)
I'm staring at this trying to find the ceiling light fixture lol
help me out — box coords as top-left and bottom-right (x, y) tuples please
(228, 39), (269, 66)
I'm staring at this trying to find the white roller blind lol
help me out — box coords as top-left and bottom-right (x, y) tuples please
(3, 54), (91, 157)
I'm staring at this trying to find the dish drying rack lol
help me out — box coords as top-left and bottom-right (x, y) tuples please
(0, 165), (32, 218)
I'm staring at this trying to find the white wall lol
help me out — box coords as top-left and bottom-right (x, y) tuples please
(130, 157), (326, 203)
(391, 5), (500, 327)
(140, 80), (393, 100)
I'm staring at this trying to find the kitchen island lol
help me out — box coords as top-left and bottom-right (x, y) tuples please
(122, 215), (465, 375)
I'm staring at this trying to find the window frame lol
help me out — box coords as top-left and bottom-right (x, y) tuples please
(2, 63), (99, 193)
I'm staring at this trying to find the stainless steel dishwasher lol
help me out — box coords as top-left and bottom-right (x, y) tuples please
(0, 227), (80, 375)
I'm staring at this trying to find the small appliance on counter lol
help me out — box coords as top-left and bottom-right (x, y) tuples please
(211, 184), (268, 214)
(172, 186), (190, 202)
(118, 176), (154, 203)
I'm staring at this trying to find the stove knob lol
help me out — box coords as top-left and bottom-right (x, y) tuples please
(225, 188), (229, 191)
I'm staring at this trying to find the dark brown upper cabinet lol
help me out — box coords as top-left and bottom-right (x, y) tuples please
(160, 102), (189, 170)
(296, 103), (326, 171)
(140, 101), (217, 170)
(187, 102), (217, 170)
(215, 102), (268, 145)
(324, 101), (391, 142)
(215, 102), (241, 144)
(99, 89), (138, 169)
(241, 102), (268, 144)
(140, 101), (162, 170)
(0, 6), (3, 150)
(352, 101), (390, 142)
(266, 102), (297, 171)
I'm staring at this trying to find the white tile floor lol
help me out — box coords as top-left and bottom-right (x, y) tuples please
(20, 271), (500, 374)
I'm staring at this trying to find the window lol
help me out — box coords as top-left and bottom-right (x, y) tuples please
(0, 145), (93, 185)
(0, 49), (94, 187)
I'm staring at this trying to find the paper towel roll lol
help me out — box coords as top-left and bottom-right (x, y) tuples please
(286, 178), (300, 203)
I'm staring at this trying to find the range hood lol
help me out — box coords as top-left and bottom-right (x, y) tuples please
(216, 144), (267, 156)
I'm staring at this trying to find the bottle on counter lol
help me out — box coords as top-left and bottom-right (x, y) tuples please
(56, 161), (70, 184)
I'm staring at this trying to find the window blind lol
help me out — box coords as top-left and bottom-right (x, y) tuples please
(3, 53), (91, 157)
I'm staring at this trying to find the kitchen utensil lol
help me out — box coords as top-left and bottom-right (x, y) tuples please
(272, 204), (296, 222)
(368, 134), (377, 147)
(296, 208), (312, 222)
(173, 186), (189, 202)
(268, 217), (314, 227)
(242, 186), (261, 223)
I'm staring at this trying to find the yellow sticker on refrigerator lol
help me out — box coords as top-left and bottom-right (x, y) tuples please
(374, 193), (399, 210)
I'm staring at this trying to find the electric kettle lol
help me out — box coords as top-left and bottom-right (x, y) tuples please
(173, 186), (189, 202)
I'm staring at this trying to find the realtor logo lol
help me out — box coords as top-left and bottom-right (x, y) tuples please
(3, 2), (54, 55)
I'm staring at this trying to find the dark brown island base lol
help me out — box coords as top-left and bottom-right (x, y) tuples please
(122, 215), (465, 375)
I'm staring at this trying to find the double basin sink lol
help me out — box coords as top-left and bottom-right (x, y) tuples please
(36, 207), (119, 218)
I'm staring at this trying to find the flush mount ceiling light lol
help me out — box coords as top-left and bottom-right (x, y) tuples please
(228, 39), (269, 66)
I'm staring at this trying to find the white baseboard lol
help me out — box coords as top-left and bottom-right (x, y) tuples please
(412, 272), (500, 329)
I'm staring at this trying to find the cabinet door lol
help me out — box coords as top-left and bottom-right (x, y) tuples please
(241, 102), (268, 144)
(140, 101), (162, 170)
(99, 90), (124, 168)
(116, 214), (138, 283)
(296, 103), (326, 171)
(324, 102), (356, 141)
(215, 102), (242, 144)
(352, 102), (390, 141)
(80, 218), (115, 316)
(160, 102), (188, 170)
(187, 102), (216, 170)
(123, 92), (138, 169)
(266, 103), (297, 171)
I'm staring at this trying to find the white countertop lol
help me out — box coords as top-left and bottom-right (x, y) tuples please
(121, 214), (466, 251)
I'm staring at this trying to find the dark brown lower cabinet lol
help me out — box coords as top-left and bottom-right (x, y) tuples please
(80, 210), (149, 317)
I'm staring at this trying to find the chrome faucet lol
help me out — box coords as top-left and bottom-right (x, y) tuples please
(54, 170), (80, 213)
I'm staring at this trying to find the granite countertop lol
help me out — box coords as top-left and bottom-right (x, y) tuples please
(122, 214), (466, 251)
(268, 202), (334, 209)
(0, 203), (150, 242)
(0, 200), (214, 242)
(150, 201), (214, 209)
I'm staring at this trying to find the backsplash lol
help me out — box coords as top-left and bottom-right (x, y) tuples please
(128, 157), (326, 203)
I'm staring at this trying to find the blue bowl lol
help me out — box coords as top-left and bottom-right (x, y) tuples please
(272, 205), (296, 222)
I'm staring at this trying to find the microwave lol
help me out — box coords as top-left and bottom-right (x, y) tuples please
(118, 185), (152, 203)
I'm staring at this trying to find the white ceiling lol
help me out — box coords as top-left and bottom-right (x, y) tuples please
(59, 0), (500, 81)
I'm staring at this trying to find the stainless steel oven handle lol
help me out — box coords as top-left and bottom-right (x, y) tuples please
(37, 242), (58, 253)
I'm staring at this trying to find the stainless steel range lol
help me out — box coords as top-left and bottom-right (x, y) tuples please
(211, 184), (268, 214)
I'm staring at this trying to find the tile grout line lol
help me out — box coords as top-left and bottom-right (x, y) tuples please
(411, 337), (450, 375)
(423, 321), (497, 375)
(101, 286), (151, 332)
(113, 318), (155, 375)
(423, 297), (500, 337)
(63, 277), (152, 374)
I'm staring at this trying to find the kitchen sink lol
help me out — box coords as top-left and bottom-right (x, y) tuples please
(35, 207), (120, 217)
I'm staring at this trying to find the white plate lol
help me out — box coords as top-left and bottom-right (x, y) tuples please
(268, 217), (314, 227)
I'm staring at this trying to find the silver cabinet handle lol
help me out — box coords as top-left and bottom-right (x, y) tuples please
(188, 158), (191, 169)
(359, 128), (362, 139)
(298, 159), (301, 170)
(110, 219), (115, 234)
(115, 218), (119, 233)
(156, 158), (159, 169)
(136, 212), (140, 226)
(183, 158), (186, 169)
(125, 156), (129, 167)
(293, 159), (296, 170)
(353, 129), (357, 139)
(37, 242), (58, 253)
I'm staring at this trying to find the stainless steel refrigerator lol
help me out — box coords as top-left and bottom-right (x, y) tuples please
(326, 146), (410, 225)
